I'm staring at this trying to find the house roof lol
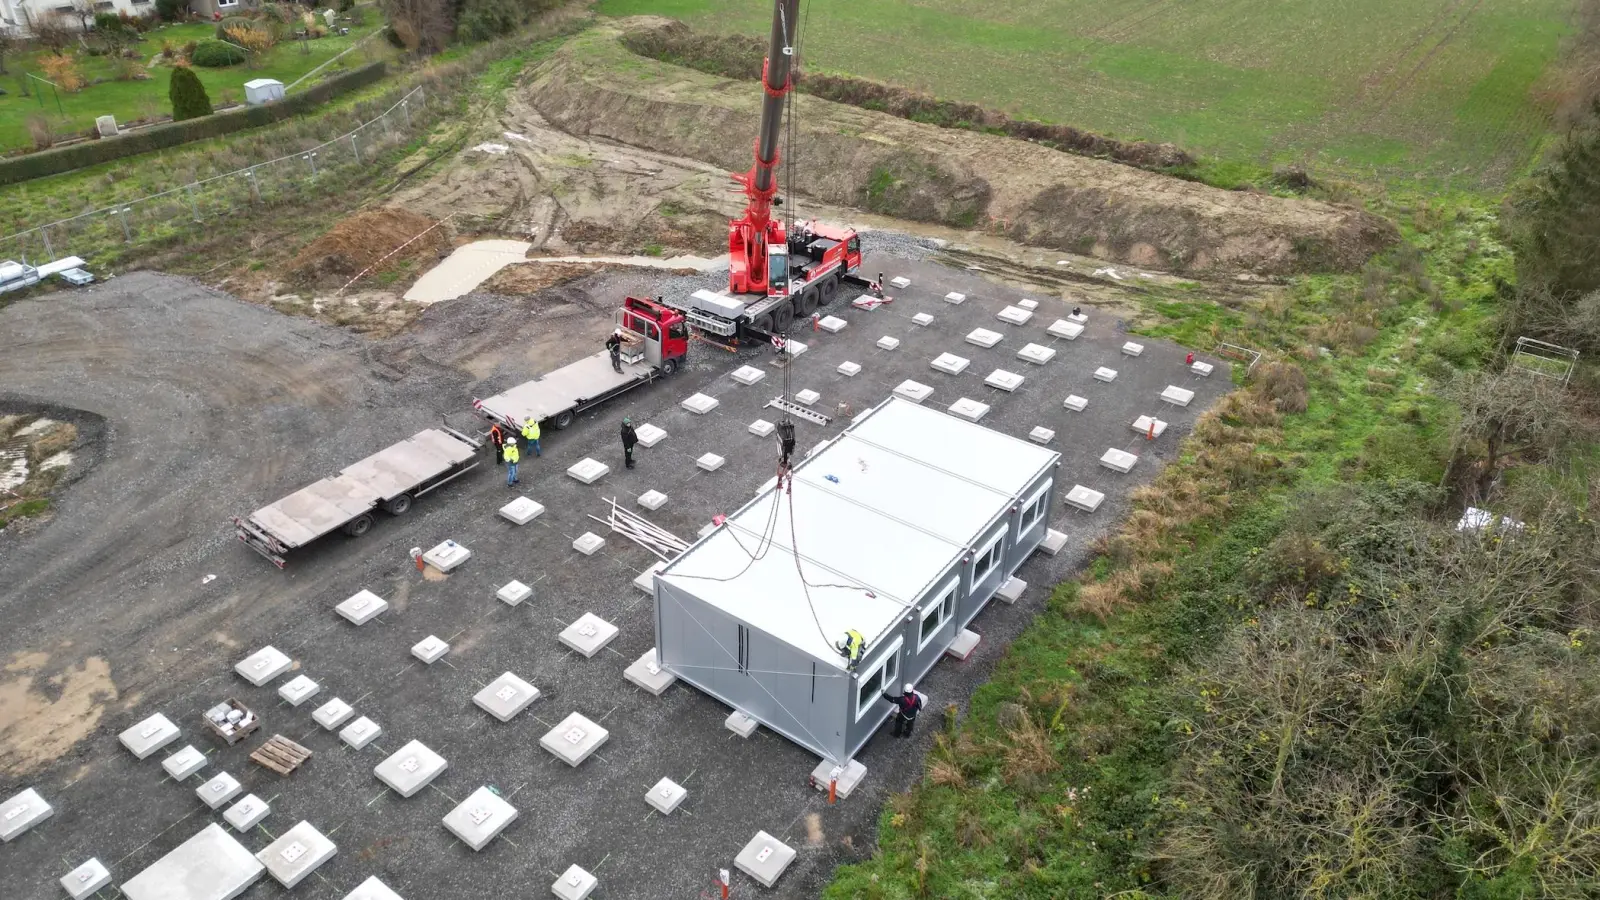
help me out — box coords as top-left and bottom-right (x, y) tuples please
(658, 397), (1058, 668)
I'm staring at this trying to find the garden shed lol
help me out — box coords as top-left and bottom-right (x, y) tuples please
(653, 396), (1060, 762)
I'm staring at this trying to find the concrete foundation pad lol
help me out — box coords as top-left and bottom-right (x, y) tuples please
(889, 276), (911, 288)
(498, 580), (532, 606)
(635, 423), (667, 447)
(624, 648), (677, 696)
(1131, 415), (1169, 438)
(559, 612), (619, 658)
(966, 328), (1002, 348)
(818, 315), (848, 333)
(499, 496), (544, 524)
(943, 291), (966, 304)
(163, 745), (207, 781)
(633, 561), (667, 594)
(779, 338), (808, 357)
(567, 458), (610, 484)
(697, 453), (726, 472)
(60, 858), (112, 899)
(1048, 319), (1084, 340)
(985, 369), (1024, 392)
(681, 393), (720, 415)
(1039, 528), (1068, 555)
(997, 305), (1034, 325)
(442, 786), (517, 852)
(931, 353), (969, 375)
(794, 389), (821, 406)
(731, 365), (767, 385)
(1161, 385), (1195, 406)
(947, 397), (990, 422)
(748, 418), (775, 437)
(645, 777), (687, 815)
(1100, 448), (1138, 473)
(997, 576), (1026, 604)
(947, 628), (981, 660)
(1122, 341), (1145, 357)
(876, 336), (900, 350)
(337, 589), (388, 625)
(1069, 484), (1108, 512)
(235, 646), (291, 686)
(0, 788), (52, 842)
(344, 876), (404, 900)
(1018, 343), (1056, 365)
(120, 823), (263, 900)
(278, 674), (320, 706)
(553, 865), (598, 900)
(198, 772), (241, 810)
(411, 635), (449, 664)
(809, 759), (868, 800)
(121, 713), (180, 760)
(474, 672), (539, 722)
(1029, 426), (1055, 444)
(735, 831), (796, 888)
(313, 698), (354, 730)
(573, 532), (605, 555)
(1064, 394), (1088, 412)
(256, 820), (336, 889)
(223, 795), (269, 833)
(837, 361), (861, 377)
(1094, 366), (1118, 383)
(1068, 312), (1089, 325)
(540, 712), (609, 767)
(1018, 298), (1039, 310)
(1191, 361), (1214, 377)
(638, 489), (668, 510)
(893, 380), (933, 404)
(374, 739), (448, 798)
(422, 540), (471, 572)
(912, 312), (934, 326)
(726, 710), (758, 738)
(340, 716), (381, 750)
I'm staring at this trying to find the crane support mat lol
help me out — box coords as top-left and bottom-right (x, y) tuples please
(120, 823), (264, 900)
(251, 734), (313, 776)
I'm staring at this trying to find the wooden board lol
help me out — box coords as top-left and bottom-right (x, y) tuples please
(251, 734), (313, 776)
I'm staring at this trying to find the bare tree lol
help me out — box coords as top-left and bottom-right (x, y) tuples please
(1443, 370), (1578, 504)
(68, 0), (95, 32)
(26, 12), (77, 56)
(380, 0), (450, 55)
(0, 27), (18, 75)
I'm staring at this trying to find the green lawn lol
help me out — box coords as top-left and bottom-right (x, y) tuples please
(597, 0), (1573, 187)
(0, 18), (386, 152)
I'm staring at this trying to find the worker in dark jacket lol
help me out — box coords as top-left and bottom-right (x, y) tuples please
(620, 417), (638, 469)
(605, 330), (624, 373)
(488, 421), (505, 466)
(882, 683), (923, 738)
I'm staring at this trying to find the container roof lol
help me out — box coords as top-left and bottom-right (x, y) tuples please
(659, 398), (1058, 667)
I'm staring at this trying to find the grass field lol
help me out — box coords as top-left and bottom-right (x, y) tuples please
(597, 0), (1575, 187)
(0, 19), (387, 152)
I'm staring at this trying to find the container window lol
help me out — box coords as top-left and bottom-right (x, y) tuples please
(971, 532), (1004, 587)
(918, 579), (958, 651)
(854, 638), (903, 721)
(1019, 479), (1052, 533)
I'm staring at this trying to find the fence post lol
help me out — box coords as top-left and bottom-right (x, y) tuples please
(41, 228), (53, 261)
(303, 151), (318, 177)
(114, 207), (132, 243)
(246, 168), (261, 203)
(401, 99), (410, 129)
(351, 133), (362, 164)
(186, 183), (201, 222)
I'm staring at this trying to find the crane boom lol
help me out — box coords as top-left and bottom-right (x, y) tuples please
(728, 0), (801, 297)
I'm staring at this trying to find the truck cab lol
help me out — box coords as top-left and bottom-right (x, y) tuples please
(619, 295), (690, 374)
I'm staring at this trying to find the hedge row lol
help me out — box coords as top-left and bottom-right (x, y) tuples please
(0, 61), (389, 188)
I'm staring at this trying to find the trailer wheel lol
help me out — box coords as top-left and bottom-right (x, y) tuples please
(772, 303), (794, 334)
(553, 410), (575, 430)
(383, 493), (413, 516)
(819, 275), (839, 305)
(344, 513), (374, 537)
(796, 288), (818, 319)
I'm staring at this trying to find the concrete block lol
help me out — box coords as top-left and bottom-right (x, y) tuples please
(795, 388), (821, 406)
(567, 458), (610, 484)
(966, 327), (1002, 348)
(256, 820), (336, 889)
(1047, 319), (1084, 340)
(1122, 341), (1145, 357)
(474, 672), (539, 722)
(893, 380), (933, 404)
(818, 315), (848, 333)
(197, 772), (241, 809)
(633, 561), (666, 594)
(1067, 485), (1105, 512)
(624, 648), (678, 696)
(1068, 312), (1089, 325)
(313, 698), (353, 730)
(1094, 366), (1118, 383)
(1039, 528), (1068, 555)
(778, 338), (808, 357)
(836, 360), (861, 377)
(223, 794), (270, 833)
(635, 423), (667, 447)
(638, 489), (669, 510)
(697, 452), (726, 472)
(997, 576), (1026, 604)
(943, 291), (966, 304)
(0, 788), (52, 842)
(931, 353), (969, 375)
(731, 365), (767, 385)
(1099, 449), (1138, 474)
(336, 589), (388, 625)
(735, 831), (796, 888)
(500, 496), (544, 525)
(946, 628), (980, 660)
(1028, 426), (1054, 444)
(559, 612), (618, 658)
(726, 710), (758, 738)
(1191, 361), (1214, 377)
(235, 646), (291, 686)
(1017, 343), (1056, 365)
(985, 369), (1024, 392)
(912, 312), (934, 326)
(340, 716), (381, 750)
(443, 786), (517, 852)
(278, 675), (320, 707)
(1018, 298), (1039, 310)
(60, 858), (111, 899)
(645, 778), (687, 815)
(809, 759), (868, 800)
(681, 392), (720, 414)
(748, 418), (776, 437)
(540, 712), (609, 767)
(1131, 415), (1169, 438)
(344, 876), (403, 900)
(498, 580), (532, 606)
(947, 397), (990, 422)
(553, 865), (597, 900)
(374, 739), (447, 798)
(889, 276), (911, 288)
(573, 532), (605, 555)
(1161, 385), (1195, 406)
(120, 713), (180, 760)
(411, 635), (449, 664)
(876, 335), (901, 350)
(1063, 394), (1088, 412)
(119, 823), (262, 900)
(997, 305), (1034, 325)
(163, 745), (207, 781)
(422, 540), (471, 572)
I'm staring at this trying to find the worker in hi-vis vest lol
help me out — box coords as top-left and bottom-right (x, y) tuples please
(835, 629), (865, 671)
(521, 417), (541, 457)
(503, 440), (520, 487)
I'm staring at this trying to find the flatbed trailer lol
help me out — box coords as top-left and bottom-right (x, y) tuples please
(234, 426), (482, 567)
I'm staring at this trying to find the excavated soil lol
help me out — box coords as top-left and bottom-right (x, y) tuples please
(287, 208), (452, 288)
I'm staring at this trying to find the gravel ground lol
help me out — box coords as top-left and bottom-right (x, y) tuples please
(0, 257), (1229, 900)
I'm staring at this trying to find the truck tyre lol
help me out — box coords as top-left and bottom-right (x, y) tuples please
(553, 410), (575, 430)
(344, 513), (374, 537)
(751, 314), (774, 335)
(660, 357), (678, 377)
(819, 275), (839, 305)
(796, 288), (818, 318)
(772, 303), (794, 334)
(383, 494), (413, 516)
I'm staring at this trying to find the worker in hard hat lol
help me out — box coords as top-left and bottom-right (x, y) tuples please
(882, 683), (924, 738)
(835, 629), (865, 671)
(521, 417), (541, 458)
(488, 420), (505, 466)
(620, 417), (638, 469)
(503, 438), (520, 487)
(605, 329), (624, 373)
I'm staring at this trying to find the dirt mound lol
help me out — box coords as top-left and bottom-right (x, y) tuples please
(288, 208), (451, 286)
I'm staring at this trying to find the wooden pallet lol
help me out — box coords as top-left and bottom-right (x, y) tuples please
(250, 734), (312, 776)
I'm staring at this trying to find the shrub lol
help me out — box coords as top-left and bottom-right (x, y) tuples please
(215, 16), (259, 40)
(169, 65), (213, 121)
(191, 39), (247, 67)
(26, 116), (55, 150)
(155, 0), (187, 22)
(37, 55), (85, 92)
(182, 40), (198, 58)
